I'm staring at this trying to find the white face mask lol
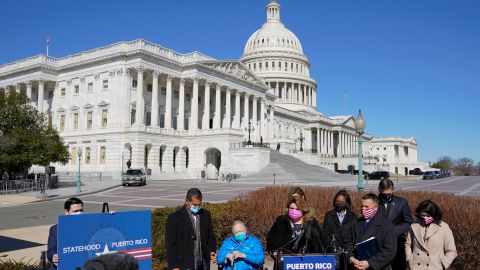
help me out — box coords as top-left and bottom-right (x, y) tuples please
(70, 211), (84, 215)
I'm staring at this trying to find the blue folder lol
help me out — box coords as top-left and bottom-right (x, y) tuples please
(354, 237), (380, 260)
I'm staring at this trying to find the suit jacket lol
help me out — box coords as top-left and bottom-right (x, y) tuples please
(47, 224), (57, 269)
(344, 213), (397, 270)
(165, 206), (217, 270)
(405, 221), (457, 270)
(379, 195), (413, 238)
(322, 209), (357, 249)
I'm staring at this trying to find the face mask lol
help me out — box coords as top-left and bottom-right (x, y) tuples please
(334, 203), (348, 212)
(70, 211), (83, 215)
(379, 193), (393, 203)
(423, 216), (434, 225)
(362, 207), (377, 219)
(234, 232), (246, 242)
(288, 208), (303, 220)
(190, 205), (201, 214)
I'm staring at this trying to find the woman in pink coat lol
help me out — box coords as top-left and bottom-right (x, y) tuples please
(405, 200), (457, 270)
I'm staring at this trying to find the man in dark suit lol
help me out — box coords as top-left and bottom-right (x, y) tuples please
(47, 197), (85, 269)
(378, 179), (413, 270)
(344, 193), (397, 270)
(165, 188), (217, 270)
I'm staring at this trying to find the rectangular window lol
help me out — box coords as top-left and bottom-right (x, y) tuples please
(71, 147), (77, 165)
(159, 114), (165, 128)
(102, 80), (108, 89)
(99, 146), (106, 164)
(61, 88), (66, 96)
(87, 111), (93, 129)
(48, 90), (54, 99)
(85, 147), (91, 164)
(147, 84), (152, 92)
(161, 87), (166, 95)
(174, 91), (179, 99)
(74, 85), (79, 94)
(146, 111), (151, 126)
(88, 82), (93, 92)
(132, 79), (137, 88)
(131, 109), (136, 125)
(59, 115), (65, 131)
(73, 113), (79, 129)
(186, 93), (191, 100)
(101, 109), (108, 128)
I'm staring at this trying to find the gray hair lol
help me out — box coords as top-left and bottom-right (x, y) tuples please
(231, 220), (247, 233)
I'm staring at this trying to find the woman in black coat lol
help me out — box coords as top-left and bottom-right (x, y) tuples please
(267, 196), (326, 269)
(322, 189), (357, 250)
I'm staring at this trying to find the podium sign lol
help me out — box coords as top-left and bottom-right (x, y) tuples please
(283, 255), (336, 270)
(58, 210), (152, 270)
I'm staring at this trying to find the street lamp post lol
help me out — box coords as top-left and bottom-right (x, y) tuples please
(76, 148), (82, 193)
(354, 110), (366, 191)
(245, 121), (255, 145)
(121, 151), (125, 182)
(298, 132), (304, 152)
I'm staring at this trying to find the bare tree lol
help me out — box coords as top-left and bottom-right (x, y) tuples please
(454, 157), (475, 176)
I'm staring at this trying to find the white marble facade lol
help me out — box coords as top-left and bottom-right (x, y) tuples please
(0, 0), (425, 178)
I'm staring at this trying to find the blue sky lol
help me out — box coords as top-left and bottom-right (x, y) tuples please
(1, 0), (479, 163)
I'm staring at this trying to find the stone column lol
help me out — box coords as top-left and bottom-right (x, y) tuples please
(313, 88), (317, 107)
(191, 78), (199, 130)
(178, 79), (185, 130)
(275, 82), (279, 98)
(214, 84), (221, 129)
(26, 82), (32, 100)
(135, 67), (145, 126)
(151, 71), (160, 127)
(330, 130), (334, 155)
(252, 96), (258, 140)
(165, 75), (173, 129)
(269, 106), (274, 140)
(243, 93), (250, 128)
(202, 81), (211, 129)
(316, 128), (321, 155)
(225, 87), (231, 128)
(38, 80), (45, 113)
(260, 98), (266, 139)
(233, 89), (241, 129)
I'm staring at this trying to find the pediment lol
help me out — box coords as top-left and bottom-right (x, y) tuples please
(98, 100), (110, 107)
(84, 103), (94, 109)
(56, 107), (67, 113)
(199, 61), (266, 88)
(70, 105), (80, 111)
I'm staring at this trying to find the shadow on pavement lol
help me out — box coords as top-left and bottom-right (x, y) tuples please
(0, 235), (44, 253)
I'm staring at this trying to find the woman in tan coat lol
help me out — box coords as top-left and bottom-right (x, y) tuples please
(405, 200), (457, 270)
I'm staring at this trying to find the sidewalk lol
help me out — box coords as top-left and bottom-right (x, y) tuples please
(0, 224), (51, 263)
(0, 179), (121, 207)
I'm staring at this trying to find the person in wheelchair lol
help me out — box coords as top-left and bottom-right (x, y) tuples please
(217, 220), (264, 270)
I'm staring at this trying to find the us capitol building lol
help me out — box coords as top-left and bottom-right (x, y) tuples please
(0, 1), (426, 179)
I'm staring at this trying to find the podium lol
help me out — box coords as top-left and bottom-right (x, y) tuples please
(275, 252), (347, 270)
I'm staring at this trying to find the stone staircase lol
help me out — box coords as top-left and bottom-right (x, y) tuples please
(240, 150), (356, 186)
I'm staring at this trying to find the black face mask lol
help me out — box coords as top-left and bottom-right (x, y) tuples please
(379, 193), (393, 203)
(334, 202), (348, 212)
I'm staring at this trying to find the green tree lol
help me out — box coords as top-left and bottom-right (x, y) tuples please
(0, 91), (69, 178)
(432, 156), (455, 170)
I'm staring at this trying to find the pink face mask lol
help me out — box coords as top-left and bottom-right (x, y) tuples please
(362, 207), (377, 219)
(288, 208), (303, 220)
(423, 216), (434, 225)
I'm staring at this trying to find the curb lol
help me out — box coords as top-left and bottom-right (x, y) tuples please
(39, 184), (122, 202)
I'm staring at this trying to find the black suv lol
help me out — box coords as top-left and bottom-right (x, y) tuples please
(366, 171), (390, 180)
(409, 168), (423, 175)
(122, 169), (146, 186)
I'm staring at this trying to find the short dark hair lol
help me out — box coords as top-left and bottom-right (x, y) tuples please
(186, 187), (202, 201)
(332, 189), (352, 210)
(415, 200), (443, 224)
(378, 179), (394, 192)
(361, 193), (379, 204)
(83, 253), (138, 270)
(64, 197), (83, 211)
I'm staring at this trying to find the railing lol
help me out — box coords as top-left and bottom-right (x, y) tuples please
(56, 172), (112, 181)
(0, 175), (58, 195)
(230, 142), (271, 149)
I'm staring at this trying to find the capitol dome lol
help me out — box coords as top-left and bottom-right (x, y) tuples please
(241, 0), (317, 111)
